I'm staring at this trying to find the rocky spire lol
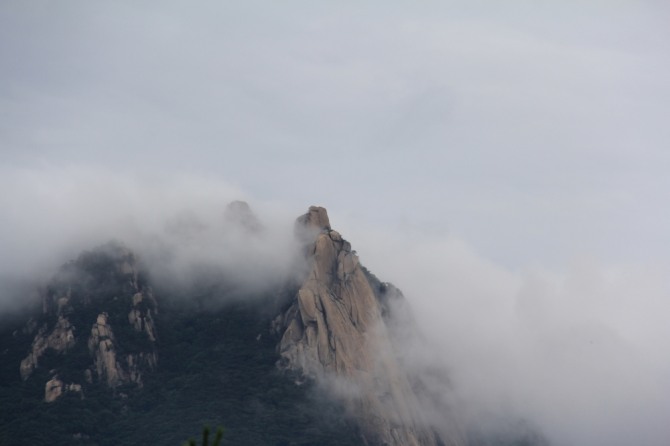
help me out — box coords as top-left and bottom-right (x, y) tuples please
(276, 206), (465, 446)
(296, 205), (331, 231)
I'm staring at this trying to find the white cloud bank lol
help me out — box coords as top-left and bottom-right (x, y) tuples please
(345, 222), (670, 446)
(0, 167), (669, 445)
(0, 166), (302, 309)
(1, 2), (669, 444)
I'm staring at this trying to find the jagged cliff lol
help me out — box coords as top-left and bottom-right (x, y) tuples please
(18, 243), (158, 402)
(2, 203), (467, 445)
(276, 206), (465, 446)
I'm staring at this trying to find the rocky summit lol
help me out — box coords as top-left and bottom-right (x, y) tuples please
(0, 205), (471, 446)
(277, 206), (464, 446)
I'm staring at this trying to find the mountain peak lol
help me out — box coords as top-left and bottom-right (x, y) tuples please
(277, 206), (461, 446)
(2, 205), (467, 446)
(296, 205), (331, 231)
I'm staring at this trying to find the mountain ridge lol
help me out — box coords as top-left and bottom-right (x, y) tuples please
(0, 204), (546, 446)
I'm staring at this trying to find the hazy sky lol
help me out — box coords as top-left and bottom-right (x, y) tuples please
(2, 0), (669, 268)
(2, 2), (670, 445)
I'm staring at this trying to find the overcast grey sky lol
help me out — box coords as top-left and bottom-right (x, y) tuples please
(2, 2), (670, 445)
(2, 0), (669, 268)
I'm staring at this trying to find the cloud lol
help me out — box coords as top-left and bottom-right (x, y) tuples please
(0, 165), (303, 311)
(344, 222), (670, 446)
(1, 2), (669, 444)
(1, 164), (669, 445)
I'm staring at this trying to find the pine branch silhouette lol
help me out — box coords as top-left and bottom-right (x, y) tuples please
(184, 425), (224, 446)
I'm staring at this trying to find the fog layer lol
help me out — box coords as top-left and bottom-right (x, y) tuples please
(0, 166), (301, 310)
(345, 223), (670, 446)
(2, 2), (669, 443)
(1, 168), (668, 445)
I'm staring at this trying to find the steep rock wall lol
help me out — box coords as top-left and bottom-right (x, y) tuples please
(277, 206), (465, 446)
(18, 243), (158, 401)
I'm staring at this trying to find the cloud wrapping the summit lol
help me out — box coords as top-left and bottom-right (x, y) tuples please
(343, 223), (670, 446)
(1, 166), (669, 445)
(0, 166), (302, 310)
(1, 1), (669, 444)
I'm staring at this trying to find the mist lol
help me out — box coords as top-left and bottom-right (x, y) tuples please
(2, 1), (669, 444)
(0, 166), (303, 311)
(1, 165), (669, 445)
(344, 222), (670, 446)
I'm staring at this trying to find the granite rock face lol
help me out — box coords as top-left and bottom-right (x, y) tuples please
(12, 205), (465, 445)
(20, 315), (76, 380)
(44, 375), (83, 403)
(87, 311), (157, 387)
(276, 206), (465, 446)
(19, 243), (158, 401)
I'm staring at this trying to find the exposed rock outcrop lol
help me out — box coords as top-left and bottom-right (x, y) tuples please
(88, 312), (126, 387)
(20, 315), (76, 380)
(276, 206), (465, 446)
(19, 242), (158, 400)
(3, 203), (475, 445)
(44, 375), (83, 403)
(87, 310), (157, 388)
(128, 290), (158, 343)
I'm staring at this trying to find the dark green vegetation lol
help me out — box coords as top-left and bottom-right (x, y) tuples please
(0, 247), (361, 446)
(183, 426), (224, 446)
(0, 244), (549, 446)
